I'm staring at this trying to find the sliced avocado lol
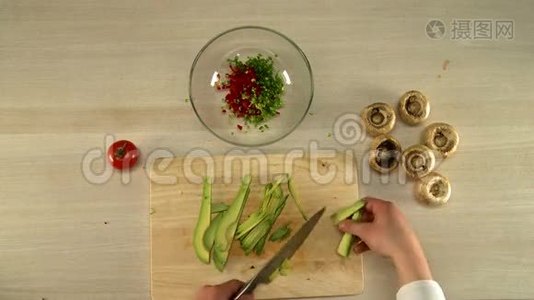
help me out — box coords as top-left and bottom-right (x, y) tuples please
(279, 259), (292, 276)
(193, 177), (212, 264)
(268, 259), (291, 282)
(269, 223), (291, 242)
(203, 212), (223, 250)
(240, 219), (270, 255)
(254, 235), (268, 255)
(288, 177), (308, 220)
(268, 267), (280, 282)
(212, 175), (252, 271)
(236, 211), (268, 239)
(212, 247), (226, 271)
(255, 195), (288, 255)
(337, 210), (362, 257)
(236, 176), (291, 256)
(331, 199), (366, 225)
(211, 202), (229, 214)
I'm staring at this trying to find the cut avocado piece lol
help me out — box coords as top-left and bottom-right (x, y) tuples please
(254, 195), (288, 255)
(279, 259), (292, 276)
(212, 175), (252, 271)
(268, 259), (291, 282)
(240, 219), (270, 255)
(203, 212), (223, 250)
(336, 210), (362, 257)
(237, 177), (289, 256)
(269, 223), (291, 242)
(331, 199), (365, 225)
(193, 177), (212, 264)
(288, 177), (308, 220)
(211, 202), (229, 214)
(212, 247), (226, 271)
(236, 211), (268, 239)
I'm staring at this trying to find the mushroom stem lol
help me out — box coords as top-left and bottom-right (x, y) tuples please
(398, 90), (430, 125)
(401, 144), (436, 178)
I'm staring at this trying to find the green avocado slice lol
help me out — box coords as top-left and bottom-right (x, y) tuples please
(212, 175), (252, 271)
(203, 212), (223, 251)
(193, 177), (212, 264)
(336, 210), (362, 257)
(330, 199), (366, 225)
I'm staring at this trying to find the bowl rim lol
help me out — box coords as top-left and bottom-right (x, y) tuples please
(188, 25), (314, 147)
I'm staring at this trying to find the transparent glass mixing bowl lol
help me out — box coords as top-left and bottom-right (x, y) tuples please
(189, 26), (313, 146)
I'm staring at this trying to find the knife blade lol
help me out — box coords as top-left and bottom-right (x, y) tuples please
(232, 207), (326, 300)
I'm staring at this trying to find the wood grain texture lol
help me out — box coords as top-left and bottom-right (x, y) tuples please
(1, 0), (534, 299)
(150, 154), (362, 299)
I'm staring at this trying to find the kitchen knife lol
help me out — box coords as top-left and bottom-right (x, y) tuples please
(232, 207), (326, 300)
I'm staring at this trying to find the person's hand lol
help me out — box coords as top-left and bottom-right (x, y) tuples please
(338, 197), (420, 257)
(338, 197), (432, 286)
(196, 279), (254, 300)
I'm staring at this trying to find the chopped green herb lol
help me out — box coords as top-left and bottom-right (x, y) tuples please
(218, 54), (285, 128)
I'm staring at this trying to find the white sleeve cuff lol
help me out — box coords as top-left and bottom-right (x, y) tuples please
(396, 280), (446, 300)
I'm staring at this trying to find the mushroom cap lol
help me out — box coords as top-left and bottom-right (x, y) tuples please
(423, 122), (459, 158)
(369, 134), (402, 173)
(361, 102), (396, 136)
(401, 144), (436, 178)
(415, 172), (451, 206)
(398, 90), (430, 125)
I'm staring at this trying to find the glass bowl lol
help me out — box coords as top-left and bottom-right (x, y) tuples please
(189, 26), (313, 147)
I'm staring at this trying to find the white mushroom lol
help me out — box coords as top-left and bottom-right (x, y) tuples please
(361, 102), (396, 136)
(398, 90), (430, 125)
(401, 144), (436, 178)
(369, 134), (402, 173)
(415, 172), (451, 206)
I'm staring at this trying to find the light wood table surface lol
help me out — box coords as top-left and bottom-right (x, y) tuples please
(1, 1), (533, 299)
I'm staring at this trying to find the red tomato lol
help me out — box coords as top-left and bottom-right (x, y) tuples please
(107, 140), (139, 170)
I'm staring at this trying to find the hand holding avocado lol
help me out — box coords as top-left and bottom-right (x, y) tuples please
(338, 197), (433, 287)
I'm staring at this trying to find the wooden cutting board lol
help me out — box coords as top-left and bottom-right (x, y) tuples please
(150, 153), (363, 299)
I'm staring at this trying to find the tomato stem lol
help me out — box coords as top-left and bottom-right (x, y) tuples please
(114, 142), (128, 159)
